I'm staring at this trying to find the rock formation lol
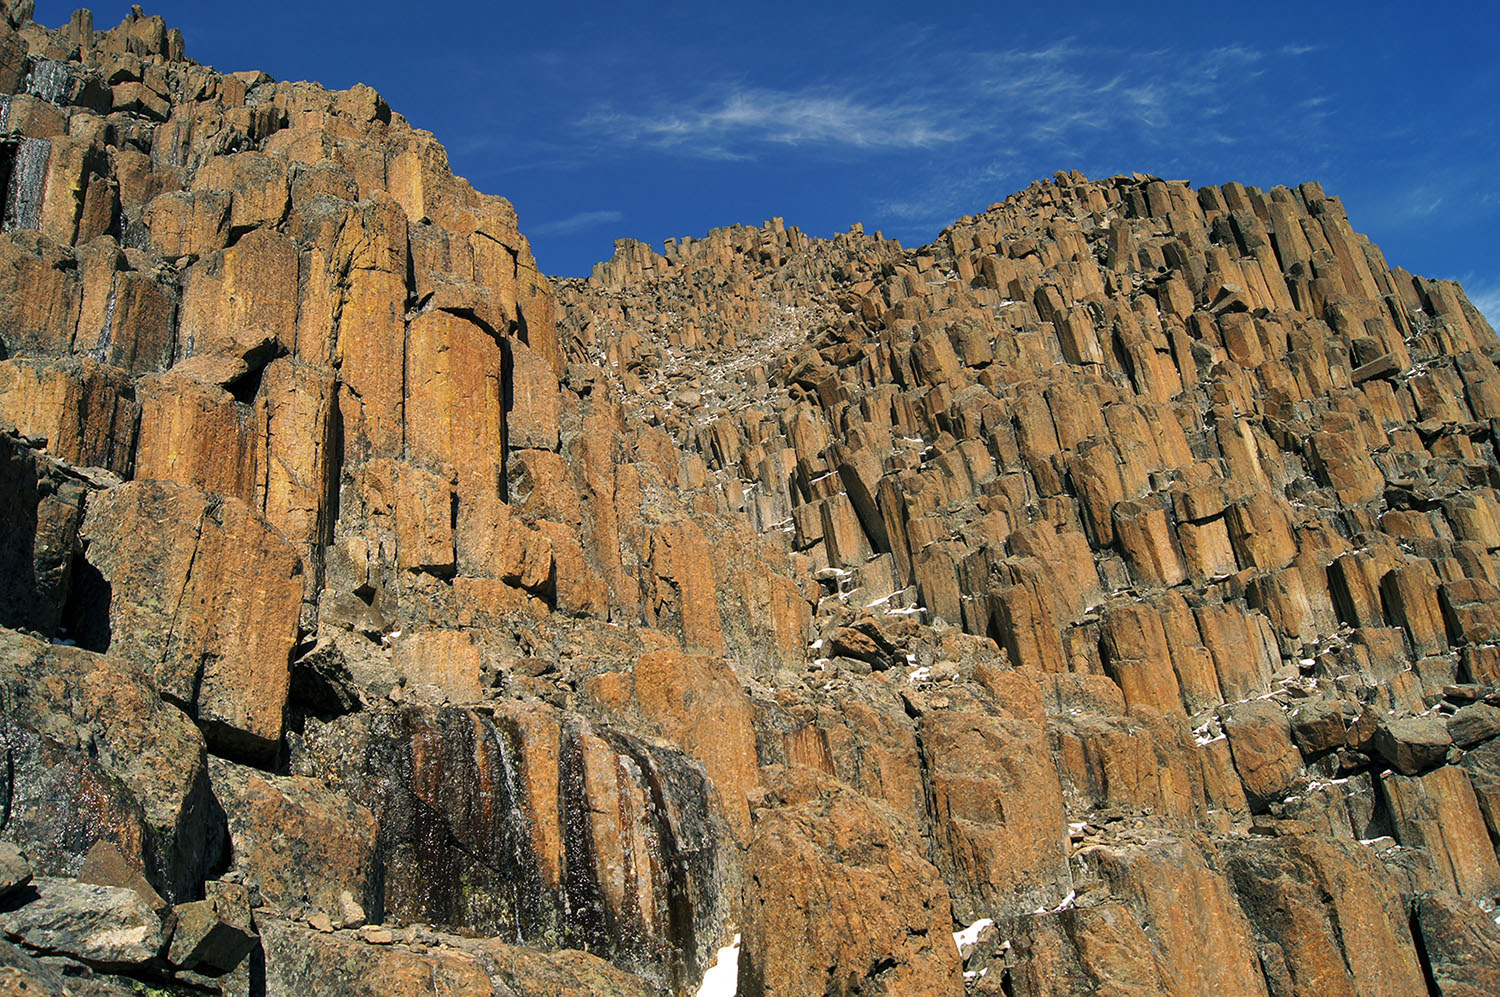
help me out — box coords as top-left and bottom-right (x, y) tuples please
(2, 2), (1500, 994)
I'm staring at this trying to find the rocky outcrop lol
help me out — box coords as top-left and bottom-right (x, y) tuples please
(3, 2), (1500, 995)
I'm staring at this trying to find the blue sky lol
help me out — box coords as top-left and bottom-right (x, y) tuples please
(38, 2), (1500, 321)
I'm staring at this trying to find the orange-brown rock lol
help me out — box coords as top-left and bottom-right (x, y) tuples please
(4, 6), (1500, 993)
(995, 903), (1171, 996)
(1220, 699), (1303, 811)
(1082, 836), (1268, 996)
(81, 480), (302, 760)
(1223, 834), (1427, 996)
(738, 772), (962, 996)
(584, 648), (760, 838)
(258, 917), (659, 997)
(918, 706), (1071, 918)
(1383, 766), (1500, 900)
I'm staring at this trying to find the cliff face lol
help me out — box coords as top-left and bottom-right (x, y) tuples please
(2, 3), (1500, 996)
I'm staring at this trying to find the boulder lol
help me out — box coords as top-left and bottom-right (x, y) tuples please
(0, 843), (32, 901)
(1220, 700), (1302, 810)
(0, 877), (165, 967)
(81, 480), (303, 761)
(166, 881), (257, 975)
(0, 630), (222, 903)
(209, 758), (380, 921)
(1373, 714), (1452, 774)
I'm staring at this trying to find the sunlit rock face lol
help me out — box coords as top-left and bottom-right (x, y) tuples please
(4, 1), (1500, 994)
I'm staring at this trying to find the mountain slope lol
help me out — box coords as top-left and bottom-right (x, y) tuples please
(1, 4), (1500, 995)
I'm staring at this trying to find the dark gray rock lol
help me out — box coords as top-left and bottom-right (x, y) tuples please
(1288, 698), (1357, 756)
(1372, 715), (1452, 774)
(1414, 891), (1500, 996)
(0, 938), (70, 995)
(0, 629), (224, 903)
(167, 881), (257, 975)
(1449, 702), (1500, 749)
(0, 877), (165, 966)
(0, 433), (88, 640)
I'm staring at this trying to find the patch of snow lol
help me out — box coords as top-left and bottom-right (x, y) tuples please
(953, 918), (994, 952)
(909, 666), (932, 683)
(695, 933), (740, 997)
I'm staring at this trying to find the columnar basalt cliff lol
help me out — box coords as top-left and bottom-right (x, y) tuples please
(3, 3), (1500, 995)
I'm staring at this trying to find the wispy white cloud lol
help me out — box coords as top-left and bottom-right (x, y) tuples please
(576, 39), (1323, 174)
(565, 34), (1415, 251)
(530, 209), (625, 235)
(1467, 281), (1500, 328)
(582, 88), (961, 155)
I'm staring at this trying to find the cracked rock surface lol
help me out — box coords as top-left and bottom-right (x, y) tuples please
(3, 2), (1500, 994)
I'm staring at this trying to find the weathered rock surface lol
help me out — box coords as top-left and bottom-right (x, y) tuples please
(0, 845), (31, 907)
(208, 758), (380, 922)
(2, 2), (1500, 994)
(0, 877), (165, 967)
(82, 479), (303, 761)
(0, 630), (222, 904)
(1414, 891), (1500, 996)
(258, 917), (660, 997)
(165, 880), (257, 975)
(738, 772), (962, 996)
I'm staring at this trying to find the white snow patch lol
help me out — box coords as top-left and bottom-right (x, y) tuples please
(953, 917), (994, 952)
(695, 933), (740, 997)
(909, 666), (933, 683)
